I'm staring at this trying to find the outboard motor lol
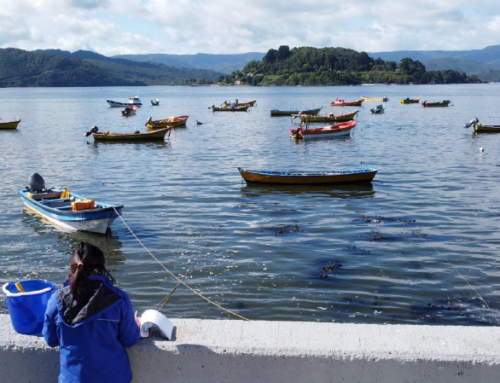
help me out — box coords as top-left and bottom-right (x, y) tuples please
(27, 173), (45, 193)
(464, 118), (479, 129)
(85, 126), (99, 137)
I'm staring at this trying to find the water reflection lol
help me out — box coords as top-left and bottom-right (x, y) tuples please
(91, 141), (170, 148)
(21, 209), (125, 266)
(289, 134), (354, 146)
(241, 182), (375, 199)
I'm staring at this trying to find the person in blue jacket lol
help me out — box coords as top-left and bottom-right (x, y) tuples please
(43, 242), (140, 383)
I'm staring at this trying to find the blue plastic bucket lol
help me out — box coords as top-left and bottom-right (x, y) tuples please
(2, 279), (56, 335)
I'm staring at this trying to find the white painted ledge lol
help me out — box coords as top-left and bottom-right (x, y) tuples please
(0, 314), (499, 382)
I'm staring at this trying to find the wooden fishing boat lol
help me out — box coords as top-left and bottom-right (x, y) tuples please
(361, 96), (389, 102)
(19, 186), (123, 234)
(291, 120), (357, 140)
(422, 100), (451, 107)
(399, 97), (420, 104)
(473, 123), (500, 133)
(85, 126), (170, 141)
(212, 105), (250, 112)
(465, 118), (500, 133)
(271, 107), (321, 117)
(0, 119), (21, 129)
(330, 99), (363, 107)
(238, 167), (377, 185)
(238, 100), (256, 107)
(107, 96), (142, 107)
(146, 115), (189, 128)
(370, 104), (386, 114)
(300, 110), (358, 123)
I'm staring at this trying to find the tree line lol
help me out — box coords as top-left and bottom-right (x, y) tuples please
(222, 46), (482, 86)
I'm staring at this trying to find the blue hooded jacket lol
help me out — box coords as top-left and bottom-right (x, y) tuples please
(43, 275), (140, 383)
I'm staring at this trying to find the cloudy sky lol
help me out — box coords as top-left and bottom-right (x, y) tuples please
(2, 0), (500, 56)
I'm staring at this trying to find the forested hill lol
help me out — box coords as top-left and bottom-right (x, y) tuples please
(223, 46), (482, 86)
(113, 52), (266, 74)
(36, 49), (223, 85)
(0, 48), (139, 87)
(0, 48), (222, 87)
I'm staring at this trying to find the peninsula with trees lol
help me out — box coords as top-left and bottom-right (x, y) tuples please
(223, 46), (482, 86)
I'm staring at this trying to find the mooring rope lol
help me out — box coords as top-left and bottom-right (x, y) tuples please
(430, 243), (500, 325)
(112, 208), (250, 321)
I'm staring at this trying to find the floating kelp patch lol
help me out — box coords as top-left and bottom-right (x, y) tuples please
(354, 215), (416, 224)
(225, 301), (247, 310)
(345, 245), (371, 255)
(263, 224), (301, 235)
(319, 263), (342, 278)
(368, 231), (389, 241)
(410, 298), (466, 322)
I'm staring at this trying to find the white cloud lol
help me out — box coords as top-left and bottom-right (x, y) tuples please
(0, 0), (499, 55)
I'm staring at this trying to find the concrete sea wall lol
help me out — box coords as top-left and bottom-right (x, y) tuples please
(0, 314), (499, 382)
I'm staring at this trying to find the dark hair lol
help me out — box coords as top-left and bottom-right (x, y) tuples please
(68, 242), (116, 305)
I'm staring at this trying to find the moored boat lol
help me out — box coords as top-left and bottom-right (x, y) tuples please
(271, 107), (321, 117)
(146, 115), (189, 128)
(238, 167), (377, 185)
(85, 126), (171, 141)
(212, 105), (250, 112)
(151, 99), (160, 106)
(370, 104), (386, 114)
(291, 120), (357, 140)
(464, 118), (500, 133)
(19, 173), (123, 234)
(473, 123), (500, 133)
(107, 96), (143, 107)
(331, 99), (363, 107)
(0, 119), (21, 129)
(361, 96), (389, 102)
(121, 105), (137, 116)
(300, 110), (358, 123)
(237, 100), (257, 107)
(399, 97), (420, 104)
(422, 100), (451, 107)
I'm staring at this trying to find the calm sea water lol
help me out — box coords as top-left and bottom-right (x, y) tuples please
(1, 84), (500, 325)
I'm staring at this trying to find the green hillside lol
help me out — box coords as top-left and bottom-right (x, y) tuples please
(424, 57), (500, 82)
(113, 52), (266, 74)
(37, 49), (223, 85)
(224, 46), (481, 86)
(0, 48), (139, 87)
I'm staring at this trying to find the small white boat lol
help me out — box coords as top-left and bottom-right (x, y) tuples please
(19, 174), (123, 234)
(151, 99), (160, 106)
(107, 96), (143, 107)
(121, 105), (138, 116)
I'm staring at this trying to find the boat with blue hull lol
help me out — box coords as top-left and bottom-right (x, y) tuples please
(19, 188), (123, 234)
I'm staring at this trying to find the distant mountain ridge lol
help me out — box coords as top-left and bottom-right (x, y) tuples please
(368, 45), (500, 65)
(113, 52), (266, 74)
(35, 49), (223, 85)
(368, 45), (500, 81)
(0, 48), (139, 87)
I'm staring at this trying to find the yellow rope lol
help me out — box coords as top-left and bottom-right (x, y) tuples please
(432, 246), (500, 325)
(113, 208), (250, 321)
(153, 270), (189, 310)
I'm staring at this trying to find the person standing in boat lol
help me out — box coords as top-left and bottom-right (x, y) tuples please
(43, 242), (140, 383)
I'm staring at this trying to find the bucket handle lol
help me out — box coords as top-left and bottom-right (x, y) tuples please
(2, 282), (53, 297)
